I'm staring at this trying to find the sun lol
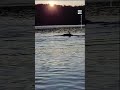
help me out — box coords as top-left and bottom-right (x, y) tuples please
(50, 4), (54, 7)
(49, 1), (55, 7)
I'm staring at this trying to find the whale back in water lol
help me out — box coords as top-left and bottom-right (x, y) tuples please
(55, 32), (84, 37)
(61, 31), (73, 37)
(61, 33), (73, 36)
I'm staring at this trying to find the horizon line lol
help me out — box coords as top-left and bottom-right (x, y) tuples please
(35, 3), (85, 6)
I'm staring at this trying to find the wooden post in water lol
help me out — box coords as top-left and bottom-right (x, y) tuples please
(110, 0), (113, 7)
(81, 14), (82, 29)
(78, 10), (82, 29)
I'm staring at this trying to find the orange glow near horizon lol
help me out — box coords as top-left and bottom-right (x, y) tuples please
(48, 1), (55, 7)
(35, 0), (85, 6)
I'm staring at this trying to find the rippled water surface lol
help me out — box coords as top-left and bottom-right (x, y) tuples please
(35, 29), (85, 90)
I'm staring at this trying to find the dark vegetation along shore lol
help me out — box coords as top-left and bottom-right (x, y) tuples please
(0, 5), (34, 18)
(35, 4), (85, 26)
(86, 1), (120, 23)
(0, 0), (119, 24)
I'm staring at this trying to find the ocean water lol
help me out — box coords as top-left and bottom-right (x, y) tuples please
(35, 28), (85, 90)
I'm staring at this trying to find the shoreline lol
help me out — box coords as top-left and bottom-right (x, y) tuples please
(35, 25), (85, 30)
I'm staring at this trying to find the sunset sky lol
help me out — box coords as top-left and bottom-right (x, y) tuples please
(35, 0), (85, 6)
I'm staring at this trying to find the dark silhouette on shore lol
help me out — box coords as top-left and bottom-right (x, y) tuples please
(35, 4), (85, 26)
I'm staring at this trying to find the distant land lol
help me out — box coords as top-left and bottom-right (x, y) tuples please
(0, 0), (119, 23)
(35, 4), (85, 26)
(86, 1), (120, 23)
(0, 3), (33, 7)
(0, 5), (34, 18)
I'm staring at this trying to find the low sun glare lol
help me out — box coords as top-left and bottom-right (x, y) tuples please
(48, 1), (55, 7)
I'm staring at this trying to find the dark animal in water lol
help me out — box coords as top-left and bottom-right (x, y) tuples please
(61, 31), (73, 37)
(61, 33), (73, 37)
(55, 31), (83, 37)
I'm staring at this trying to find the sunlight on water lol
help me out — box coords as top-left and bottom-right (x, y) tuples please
(35, 29), (85, 90)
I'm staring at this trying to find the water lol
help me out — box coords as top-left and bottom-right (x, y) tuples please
(35, 28), (85, 90)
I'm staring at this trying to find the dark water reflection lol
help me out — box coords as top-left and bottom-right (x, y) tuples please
(35, 31), (85, 90)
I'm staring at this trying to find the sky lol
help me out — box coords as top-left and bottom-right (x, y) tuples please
(35, 0), (85, 6)
(0, 0), (118, 6)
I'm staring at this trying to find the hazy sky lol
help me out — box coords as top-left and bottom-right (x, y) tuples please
(0, 0), (118, 6)
(35, 0), (85, 6)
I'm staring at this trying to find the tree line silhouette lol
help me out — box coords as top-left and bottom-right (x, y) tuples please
(35, 4), (85, 26)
